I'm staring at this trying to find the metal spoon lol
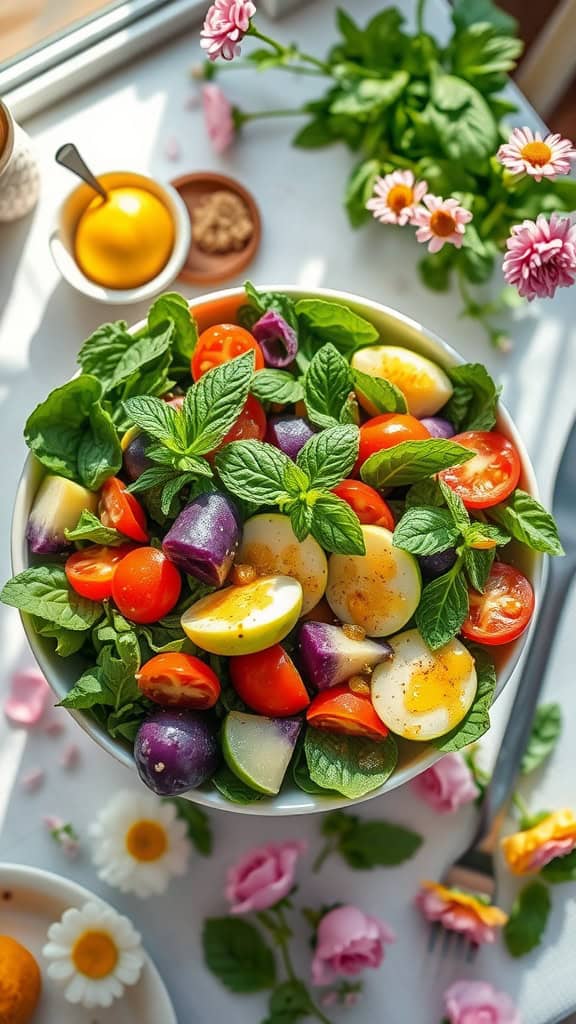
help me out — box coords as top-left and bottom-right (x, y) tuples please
(55, 143), (108, 201)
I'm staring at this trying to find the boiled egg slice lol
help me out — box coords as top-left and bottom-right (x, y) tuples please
(351, 345), (453, 418)
(236, 513), (327, 615)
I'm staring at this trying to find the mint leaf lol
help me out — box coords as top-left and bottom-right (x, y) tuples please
(521, 703), (562, 775)
(65, 510), (124, 546)
(268, 981), (311, 1022)
(416, 569), (469, 650)
(435, 655), (496, 752)
(30, 617), (86, 657)
(215, 440), (293, 504)
(148, 292), (197, 362)
(289, 500), (314, 542)
(166, 798), (212, 855)
(335, 816), (423, 868)
(59, 666), (113, 709)
(24, 376), (122, 490)
(487, 490), (564, 556)
(504, 882), (551, 958)
(439, 479), (470, 532)
(251, 370), (304, 405)
(304, 728), (398, 798)
(107, 323), (174, 393)
(406, 479), (445, 508)
(292, 743), (338, 796)
(1, 566), (102, 631)
(304, 344), (352, 428)
(464, 522), (510, 547)
(212, 764), (266, 804)
(443, 363), (499, 431)
(203, 918), (276, 993)
(185, 352), (254, 455)
(310, 493), (365, 555)
(463, 547), (495, 592)
(296, 298), (378, 351)
(123, 395), (183, 449)
(352, 367), (407, 414)
(361, 440), (474, 489)
(126, 466), (183, 494)
(393, 507), (460, 556)
(540, 848), (576, 884)
(296, 424), (359, 489)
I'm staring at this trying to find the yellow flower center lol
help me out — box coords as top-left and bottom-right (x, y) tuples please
(72, 931), (118, 979)
(387, 183), (414, 214)
(520, 140), (552, 166)
(429, 209), (457, 238)
(126, 819), (168, 862)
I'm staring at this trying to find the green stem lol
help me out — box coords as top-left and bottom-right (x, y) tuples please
(218, 59), (324, 76)
(241, 108), (305, 121)
(259, 908), (332, 1024)
(481, 201), (507, 240)
(248, 24), (330, 73)
(416, 0), (427, 34)
(512, 790), (531, 824)
(312, 838), (337, 873)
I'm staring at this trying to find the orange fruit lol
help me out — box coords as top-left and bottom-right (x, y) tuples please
(0, 935), (41, 1024)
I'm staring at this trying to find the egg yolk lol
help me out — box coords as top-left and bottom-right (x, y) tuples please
(404, 647), (474, 732)
(74, 186), (174, 289)
(197, 578), (275, 623)
(126, 820), (168, 862)
(72, 931), (118, 979)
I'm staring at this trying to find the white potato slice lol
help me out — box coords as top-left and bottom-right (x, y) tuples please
(237, 513), (327, 614)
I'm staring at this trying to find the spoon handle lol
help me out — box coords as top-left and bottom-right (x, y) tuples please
(55, 143), (108, 201)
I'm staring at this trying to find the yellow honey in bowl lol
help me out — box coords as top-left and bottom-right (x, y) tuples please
(74, 186), (175, 289)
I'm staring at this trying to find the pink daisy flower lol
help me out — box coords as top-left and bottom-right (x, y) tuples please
(202, 84), (236, 153)
(497, 126), (576, 182)
(366, 170), (428, 227)
(200, 0), (256, 62)
(503, 213), (576, 301)
(413, 195), (472, 253)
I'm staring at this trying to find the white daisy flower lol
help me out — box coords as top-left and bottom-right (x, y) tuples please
(42, 900), (144, 1009)
(497, 126), (576, 181)
(89, 789), (191, 899)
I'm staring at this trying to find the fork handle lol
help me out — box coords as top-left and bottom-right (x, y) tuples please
(475, 555), (576, 845)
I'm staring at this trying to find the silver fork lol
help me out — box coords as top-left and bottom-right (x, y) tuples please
(429, 417), (576, 964)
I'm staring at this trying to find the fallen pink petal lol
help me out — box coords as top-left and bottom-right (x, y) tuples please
(164, 136), (181, 161)
(60, 743), (81, 770)
(4, 669), (51, 726)
(43, 716), (66, 736)
(21, 768), (45, 792)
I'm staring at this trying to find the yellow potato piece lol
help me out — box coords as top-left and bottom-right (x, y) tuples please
(237, 513), (327, 614)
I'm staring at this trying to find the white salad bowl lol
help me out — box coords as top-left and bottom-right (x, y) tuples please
(11, 286), (544, 814)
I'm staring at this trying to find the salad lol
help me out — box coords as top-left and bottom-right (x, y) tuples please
(2, 285), (563, 805)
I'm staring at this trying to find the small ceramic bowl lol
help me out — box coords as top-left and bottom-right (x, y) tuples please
(49, 170), (191, 305)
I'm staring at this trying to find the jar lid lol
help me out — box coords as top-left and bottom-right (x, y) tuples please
(170, 171), (261, 286)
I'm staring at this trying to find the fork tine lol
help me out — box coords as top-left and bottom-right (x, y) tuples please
(428, 922), (442, 953)
(440, 927), (455, 960)
(465, 941), (479, 965)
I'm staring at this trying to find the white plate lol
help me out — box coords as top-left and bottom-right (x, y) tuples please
(0, 864), (177, 1024)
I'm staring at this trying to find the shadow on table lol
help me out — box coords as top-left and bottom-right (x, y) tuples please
(0, 212), (36, 319)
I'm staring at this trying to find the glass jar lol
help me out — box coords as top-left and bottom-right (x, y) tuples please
(0, 100), (40, 222)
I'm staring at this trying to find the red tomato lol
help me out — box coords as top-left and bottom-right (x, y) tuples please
(306, 685), (389, 741)
(137, 653), (221, 709)
(461, 562), (534, 646)
(65, 544), (135, 601)
(209, 395), (267, 460)
(229, 645), (310, 716)
(439, 431), (521, 510)
(99, 478), (149, 543)
(332, 479), (395, 530)
(191, 324), (265, 380)
(111, 547), (181, 624)
(358, 414), (431, 468)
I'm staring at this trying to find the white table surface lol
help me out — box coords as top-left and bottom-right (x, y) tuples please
(1, 2), (576, 1022)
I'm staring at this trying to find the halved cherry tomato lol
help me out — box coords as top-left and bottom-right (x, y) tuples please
(99, 478), (149, 543)
(229, 645), (310, 716)
(461, 562), (534, 646)
(209, 395), (267, 460)
(191, 324), (265, 380)
(306, 685), (389, 741)
(137, 653), (221, 709)
(357, 414), (431, 468)
(111, 547), (181, 624)
(332, 479), (395, 530)
(439, 431), (521, 510)
(65, 544), (136, 601)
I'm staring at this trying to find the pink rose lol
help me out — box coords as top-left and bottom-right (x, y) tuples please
(411, 754), (478, 813)
(225, 841), (306, 914)
(202, 84), (235, 154)
(311, 905), (395, 986)
(524, 836), (576, 872)
(444, 980), (520, 1024)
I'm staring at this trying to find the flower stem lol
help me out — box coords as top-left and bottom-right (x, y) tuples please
(248, 24), (330, 73)
(416, 0), (427, 34)
(258, 908), (333, 1024)
(312, 838), (337, 873)
(241, 108), (305, 121)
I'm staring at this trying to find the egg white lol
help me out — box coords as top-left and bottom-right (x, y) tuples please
(351, 345), (453, 417)
(237, 513), (327, 614)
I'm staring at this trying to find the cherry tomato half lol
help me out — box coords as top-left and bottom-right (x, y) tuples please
(461, 562), (534, 646)
(306, 685), (389, 741)
(191, 324), (265, 381)
(209, 395), (267, 461)
(111, 547), (182, 624)
(65, 544), (136, 601)
(332, 479), (395, 530)
(439, 431), (521, 510)
(99, 478), (149, 543)
(229, 645), (310, 716)
(357, 414), (431, 469)
(137, 653), (221, 709)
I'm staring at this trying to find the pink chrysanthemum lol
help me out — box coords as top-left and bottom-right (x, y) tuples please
(202, 84), (235, 153)
(497, 126), (576, 182)
(412, 195), (472, 253)
(366, 170), (428, 226)
(503, 213), (576, 301)
(200, 0), (256, 61)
